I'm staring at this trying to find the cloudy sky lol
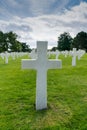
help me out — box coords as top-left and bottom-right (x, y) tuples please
(0, 0), (87, 48)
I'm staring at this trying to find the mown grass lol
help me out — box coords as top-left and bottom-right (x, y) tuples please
(0, 54), (87, 130)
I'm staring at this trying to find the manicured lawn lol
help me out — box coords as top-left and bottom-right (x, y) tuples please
(0, 54), (87, 130)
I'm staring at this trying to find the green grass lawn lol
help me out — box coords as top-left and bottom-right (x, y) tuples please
(0, 54), (87, 130)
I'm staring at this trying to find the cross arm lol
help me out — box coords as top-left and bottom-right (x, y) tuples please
(22, 59), (37, 70)
(47, 59), (62, 69)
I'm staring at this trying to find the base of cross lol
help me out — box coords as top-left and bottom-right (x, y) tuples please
(34, 103), (48, 110)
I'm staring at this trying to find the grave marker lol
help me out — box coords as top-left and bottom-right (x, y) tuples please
(5, 51), (8, 64)
(72, 48), (77, 66)
(22, 41), (62, 110)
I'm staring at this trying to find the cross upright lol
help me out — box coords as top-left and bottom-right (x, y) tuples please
(22, 41), (62, 110)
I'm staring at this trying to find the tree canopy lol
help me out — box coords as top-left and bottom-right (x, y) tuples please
(0, 31), (31, 53)
(57, 31), (87, 51)
(72, 31), (87, 51)
(57, 32), (73, 51)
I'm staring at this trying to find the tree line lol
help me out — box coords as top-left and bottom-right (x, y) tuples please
(1, 30), (87, 53)
(0, 31), (31, 53)
(51, 31), (87, 52)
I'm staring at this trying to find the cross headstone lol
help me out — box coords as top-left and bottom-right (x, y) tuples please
(29, 49), (37, 59)
(55, 50), (60, 59)
(72, 48), (77, 66)
(77, 49), (85, 60)
(22, 41), (62, 110)
(64, 50), (68, 58)
(5, 51), (8, 64)
(0, 53), (5, 60)
(11, 52), (16, 60)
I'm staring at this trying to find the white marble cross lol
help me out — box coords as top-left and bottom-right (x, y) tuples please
(72, 48), (77, 66)
(29, 49), (37, 59)
(0, 53), (5, 60)
(22, 41), (62, 110)
(5, 51), (8, 64)
(11, 52), (16, 60)
(77, 49), (85, 60)
(55, 50), (60, 59)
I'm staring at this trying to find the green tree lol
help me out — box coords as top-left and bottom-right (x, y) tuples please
(72, 31), (87, 51)
(15, 41), (22, 52)
(57, 32), (73, 51)
(7, 31), (18, 52)
(21, 42), (31, 52)
(50, 47), (57, 51)
(0, 30), (31, 52)
(0, 31), (8, 52)
(0, 31), (4, 52)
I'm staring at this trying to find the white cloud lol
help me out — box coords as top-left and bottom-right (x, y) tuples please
(62, 2), (87, 22)
(0, 1), (87, 48)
